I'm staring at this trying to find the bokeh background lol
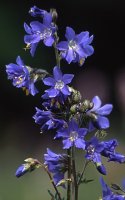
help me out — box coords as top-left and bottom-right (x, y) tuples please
(1, 0), (125, 199)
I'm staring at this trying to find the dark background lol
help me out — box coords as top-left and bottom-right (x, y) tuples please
(1, 0), (125, 199)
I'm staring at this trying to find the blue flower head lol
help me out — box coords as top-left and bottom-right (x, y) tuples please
(101, 139), (125, 163)
(87, 96), (113, 131)
(56, 119), (88, 149)
(56, 27), (94, 66)
(43, 66), (74, 98)
(6, 56), (38, 96)
(44, 148), (68, 186)
(24, 12), (57, 56)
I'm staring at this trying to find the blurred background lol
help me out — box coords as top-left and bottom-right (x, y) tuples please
(1, 0), (125, 199)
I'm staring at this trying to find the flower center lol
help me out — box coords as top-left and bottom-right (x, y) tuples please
(55, 80), (64, 90)
(87, 145), (95, 155)
(69, 131), (78, 142)
(14, 75), (24, 85)
(40, 28), (52, 39)
(68, 40), (78, 50)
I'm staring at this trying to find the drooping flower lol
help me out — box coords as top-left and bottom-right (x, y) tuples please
(101, 139), (125, 163)
(100, 177), (125, 200)
(87, 96), (113, 131)
(6, 56), (38, 96)
(56, 27), (94, 66)
(33, 107), (65, 133)
(24, 13), (56, 56)
(85, 136), (106, 175)
(44, 148), (68, 186)
(43, 66), (74, 98)
(56, 119), (87, 149)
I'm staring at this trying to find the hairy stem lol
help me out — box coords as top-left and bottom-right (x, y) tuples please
(53, 32), (61, 67)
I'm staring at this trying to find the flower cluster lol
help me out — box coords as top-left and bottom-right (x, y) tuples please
(6, 5), (125, 200)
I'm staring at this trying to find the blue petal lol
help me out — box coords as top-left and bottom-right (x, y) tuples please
(43, 36), (54, 46)
(82, 45), (94, 57)
(62, 74), (74, 84)
(43, 77), (55, 86)
(66, 49), (74, 63)
(65, 27), (75, 40)
(16, 56), (24, 67)
(30, 43), (38, 57)
(24, 23), (32, 34)
(43, 13), (52, 26)
(53, 66), (62, 81)
(61, 85), (70, 96)
(97, 104), (113, 115)
(63, 138), (72, 149)
(24, 34), (41, 44)
(75, 138), (85, 149)
(45, 88), (59, 97)
(91, 96), (102, 111)
(97, 116), (110, 129)
(30, 21), (45, 32)
(75, 31), (89, 44)
(56, 41), (68, 50)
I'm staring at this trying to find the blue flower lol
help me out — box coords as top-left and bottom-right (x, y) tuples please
(87, 96), (113, 131)
(44, 148), (68, 186)
(56, 27), (94, 65)
(33, 107), (65, 132)
(29, 6), (48, 17)
(56, 119), (87, 149)
(85, 137), (106, 175)
(6, 56), (38, 96)
(101, 139), (125, 163)
(100, 177), (125, 200)
(24, 13), (56, 56)
(43, 66), (74, 98)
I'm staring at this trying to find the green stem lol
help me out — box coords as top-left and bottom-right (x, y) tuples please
(53, 32), (61, 67)
(77, 160), (89, 186)
(71, 146), (78, 200)
(37, 161), (62, 200)
(67, 149), (71, 200)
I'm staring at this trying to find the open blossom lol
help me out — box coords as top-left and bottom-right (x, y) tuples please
(6, 56), (38, 96)
(87, 96), (113, 131)
(43, 66), (74, 98)
(24, 12), (56, 56)
(56, 119), (88, 149)
(44, 148), (68, 186)
(100, 177), (125, 200)
(56, 27), (94, 66)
